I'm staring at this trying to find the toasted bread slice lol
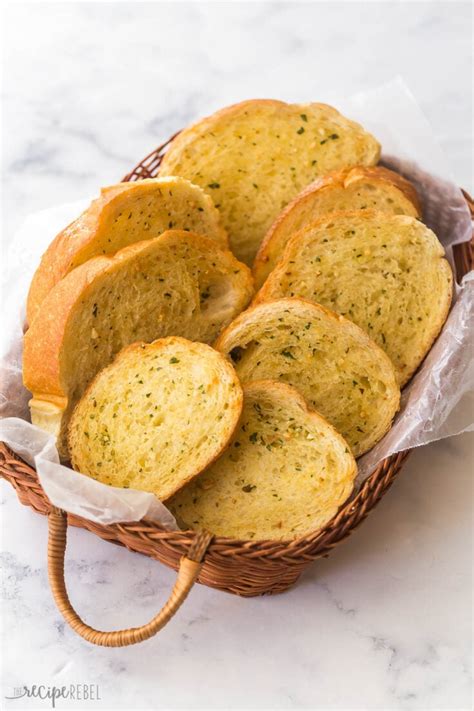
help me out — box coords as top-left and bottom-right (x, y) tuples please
(254, 212), (453, 385)
(215, 298), (400, 457)
(253, 166), (421, 286)
(168, 380), (356, 540)
(23, 230), (253, 457)
(27, 177), (228, 324)
(68, 338), (243, 501)
(159, 100), (380, 265)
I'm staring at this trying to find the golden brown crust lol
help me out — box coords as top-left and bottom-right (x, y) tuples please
(160, 99), (346, 160)
(26, 183), (138, 326)
(215, 294), (393, 356)
(68, 337), (244, 501)
(160, 100), (381, 265)
(26, 178), (228, 325)
(253, 166), (421, 286)
(24, 230), (252, 408)
(252, 210), (453, 387)
(340, 166), (421, 213)
(214, 297), (400, 457)
(167, 378), (357, 540)
(401, 258), (453, 384)
(240, 379), (356, 462)
(26, 206), (101, 327)
(23, 256), (111, 402)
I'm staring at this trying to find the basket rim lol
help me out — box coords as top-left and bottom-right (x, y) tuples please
(1, 136), (473, 558)
(0, 441), (410, 556)
(123, 143), (474, 550)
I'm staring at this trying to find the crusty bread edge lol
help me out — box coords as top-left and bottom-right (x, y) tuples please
(160, 99), (381, 174)
(68, 336), (244, 501)
(24, 229), (253, 410)
(26, 176), (229, 325)
(26, 206), (100, 327)
(215, 295), (400, 391)
(398, 256), (453, 385)
(24, 256), (112, 404)
(246, 377), (357, 540)
(253, 211), (454, 387)
(253, 166), (422, 286)
(214, 296), (401, 456)
(242, 377), (357, 477)
(254, 208), (423, 307)
(174, 378), (358, 542)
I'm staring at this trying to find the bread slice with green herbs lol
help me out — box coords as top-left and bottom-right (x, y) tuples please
(215, 298), (400, 457)
(253, 166), (421, 286)
(27, 177), (228, 324)
(68, 338), (243, 501)
(23, 230), (253, 458)
(159, 100), (380, 265)
(254, 211), (452, 385)
(168, 380), (356, 540)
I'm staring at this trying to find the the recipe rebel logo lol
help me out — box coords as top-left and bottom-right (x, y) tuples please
(5, 684), (101, 707)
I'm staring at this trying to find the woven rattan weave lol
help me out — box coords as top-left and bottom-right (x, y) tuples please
(1, 139), (472, 646)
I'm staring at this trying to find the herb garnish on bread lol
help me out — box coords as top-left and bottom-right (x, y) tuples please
(160, 100), (380, 265)
(23, 230), (253, 457)
(254, 211), (453, 385)
(68, 338), (243, 501)
(253, 166), (421, 286)
(168, 380), (356, 540)
(215, 298), (400, 456)
(27, 177), (228, 323)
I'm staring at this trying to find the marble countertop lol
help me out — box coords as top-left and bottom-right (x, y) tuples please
(2, 2), (472, 710)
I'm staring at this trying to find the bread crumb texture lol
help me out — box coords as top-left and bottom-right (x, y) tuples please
(160, 100), (380, 265)
(68, 337), (243, 501)
(24, 230), (253, 457)
(27, 176), (228, 323)
(255, 212), (453, 385)
(215, 298), (400, 457)
(253, 165), (421, 286)
(168, 380), (356, 540)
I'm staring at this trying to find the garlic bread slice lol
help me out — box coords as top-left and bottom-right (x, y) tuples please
(215, 298), (400, 457)
(68, 338), (243, 501)
(23, 230), (253, 458)
(253, 166), (421, 286)
(160, 100), (380, 265)
(168, 380), (356, 541)
(27, 177), (228, 323)
(255, 211), (453, 385)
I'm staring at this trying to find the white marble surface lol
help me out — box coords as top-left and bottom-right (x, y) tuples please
(1, 2), (473, 710)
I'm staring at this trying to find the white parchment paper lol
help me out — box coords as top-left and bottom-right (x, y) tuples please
(0, 418), (177, 527)
(1, 78), (473, 526)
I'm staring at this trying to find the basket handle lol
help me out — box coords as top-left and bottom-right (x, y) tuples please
(47, 507), (213, 647)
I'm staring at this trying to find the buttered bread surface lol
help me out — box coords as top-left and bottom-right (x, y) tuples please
(68, 338), (243, 501)
(160, 99), (381, 265)
(255, 212), (453, 385)
(27, 176), (228, 323)
(168, 380), (357, 540)
(215, 298), (400, 457)
(23, 230), (253, 458)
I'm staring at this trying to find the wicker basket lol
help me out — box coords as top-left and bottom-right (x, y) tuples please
(1, 139), (472, 647)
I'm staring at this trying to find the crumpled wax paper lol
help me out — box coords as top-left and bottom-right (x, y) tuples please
(0, 77), (472, 526)
(0, 418), (178, 527)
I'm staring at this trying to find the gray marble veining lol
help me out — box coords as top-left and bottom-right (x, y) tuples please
(1, 2), (472, 709)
